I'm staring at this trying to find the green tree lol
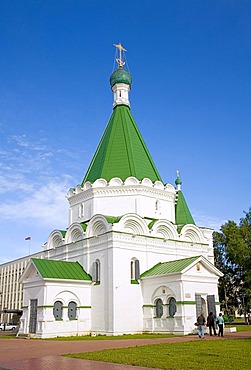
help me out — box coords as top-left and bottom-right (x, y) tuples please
(213, 207), (251, 315)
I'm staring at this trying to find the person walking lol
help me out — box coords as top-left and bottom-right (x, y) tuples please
(248, 313), (251, 326)
(207, 311), (217, 336)
(197, 313), (206, 339)
(217, 312), (224, 337)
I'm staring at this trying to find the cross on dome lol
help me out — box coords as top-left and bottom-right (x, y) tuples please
(113, 43), (127, 69)
(175, 170), (182, 190)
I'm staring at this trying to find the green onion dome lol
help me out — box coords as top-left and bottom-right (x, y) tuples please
(110, 68), (132, 88)
(175, 176), (182, 186)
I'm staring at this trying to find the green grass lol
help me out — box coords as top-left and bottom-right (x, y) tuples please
(225, 324), (251, 332)
(232, 317), (248, 324)
(44, 333), (175, 341)
(66, 339), (251, 370)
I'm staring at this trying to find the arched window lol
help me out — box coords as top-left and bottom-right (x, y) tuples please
(53, 301), (63, 320)
(169, 297), (177, 317)
(68, 301), (77, 319)
(93, 259), (100, 284)
(131, 258), (140, 282)
(156, 298), (163, 318)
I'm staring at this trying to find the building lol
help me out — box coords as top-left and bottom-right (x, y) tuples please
(1, 44), (222, 338)
(0, 252), (43, 324)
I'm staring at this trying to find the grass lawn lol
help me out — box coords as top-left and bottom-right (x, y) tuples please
(66, 338), (251, 370)
(46, 333), (176, 341)
(225, 324), (251, 332)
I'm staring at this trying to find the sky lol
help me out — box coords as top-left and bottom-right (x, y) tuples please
(0, 0), (251, 263)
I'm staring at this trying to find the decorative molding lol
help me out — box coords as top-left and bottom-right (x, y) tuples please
(37, 305), (54, 308)
(77, 306), (92, 309)
(67, 177), (176, 206)
(142, 304), (155, 308)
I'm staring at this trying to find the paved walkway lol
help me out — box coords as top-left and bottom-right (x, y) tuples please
(0, 331), (250, 370)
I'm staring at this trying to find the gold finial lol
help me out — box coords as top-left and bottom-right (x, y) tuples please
(113, 43), (127, 68)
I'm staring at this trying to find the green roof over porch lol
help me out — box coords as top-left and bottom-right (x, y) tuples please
(31, 258), (92, 280)
(141, 256), (200, 277)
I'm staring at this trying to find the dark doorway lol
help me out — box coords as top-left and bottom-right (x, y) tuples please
(29, 299), (38, 334)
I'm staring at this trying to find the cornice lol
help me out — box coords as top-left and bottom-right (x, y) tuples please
(67, 177), (176, 206)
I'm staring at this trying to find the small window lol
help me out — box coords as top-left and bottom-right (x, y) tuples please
(156, 298), (163, 318)
(155, 200), (159, 211)
(131, 258), (140, 281)
(53, 301), (63, 320)
(68, 301), (77, 319)
(93, 259), (100, 283)
(169, 297), (177, 317)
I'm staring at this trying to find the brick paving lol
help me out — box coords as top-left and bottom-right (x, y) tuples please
(0, 331), (250, 370)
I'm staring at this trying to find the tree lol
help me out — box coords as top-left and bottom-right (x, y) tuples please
(213, 207), (251, 315)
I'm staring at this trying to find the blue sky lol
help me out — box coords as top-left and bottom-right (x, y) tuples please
(0, 0), (251, 263)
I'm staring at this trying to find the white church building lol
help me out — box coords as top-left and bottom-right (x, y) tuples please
(2, 45), (223, 338)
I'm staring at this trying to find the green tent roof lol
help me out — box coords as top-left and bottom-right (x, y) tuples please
(175, 190), (195, 227)
(31, 258), (92, 280)
(82, 105), (162, 184)
(141, 256), (200, 277)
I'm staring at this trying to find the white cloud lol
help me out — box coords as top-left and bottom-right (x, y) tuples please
(0, 179), (71, 228)
(0, 131), (86, 262)
(0, 174), (34, 193)
(8, 134), (47, 151)
(193, 210), (226, 231)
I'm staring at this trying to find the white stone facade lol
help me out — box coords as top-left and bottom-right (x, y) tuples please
(11, 176), (221, 338)
(18, 263), (91, 338)
(0, 252), (42, 324)
(67, 177), (177, 225)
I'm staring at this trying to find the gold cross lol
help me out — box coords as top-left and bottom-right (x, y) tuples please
(113, 43), (127, 68)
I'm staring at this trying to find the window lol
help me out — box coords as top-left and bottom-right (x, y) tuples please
(68, 301), (77, 319)
(156, 298), (163, 318)
(131, 258), (140, 281)
(169, 297), (177, 317)
(155, 200), (159, 211)
(78, 204), (84, 218)
(93, 259), (100, 283)
(53, 301), (63, 320)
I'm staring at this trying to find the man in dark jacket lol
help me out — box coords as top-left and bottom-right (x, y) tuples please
(207, 312), (217, 336)
(197, 313), (206, 339)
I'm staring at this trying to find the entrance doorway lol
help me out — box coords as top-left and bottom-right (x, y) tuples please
(195, 294), (206, 317)
(29, 299), (37, 334)
(195, 294), (216, 318)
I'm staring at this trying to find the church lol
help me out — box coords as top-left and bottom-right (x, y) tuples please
(10, 44), (222, 338)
